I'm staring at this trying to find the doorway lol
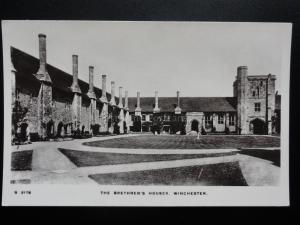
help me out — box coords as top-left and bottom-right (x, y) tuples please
(251, 118), (266, 135)
(191, 120), (199, 132)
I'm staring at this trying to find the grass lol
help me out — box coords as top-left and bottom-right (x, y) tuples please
(83, 135), (280, 149)
(89, 162), (248, 186)
(59, 148), (236, 167)
(11, 150), (33, 171)
(239, 149), (280, 167)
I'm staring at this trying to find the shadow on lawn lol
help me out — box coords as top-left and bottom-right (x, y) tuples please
(89, 162), (248, 186)
(238, 149), (280, 167)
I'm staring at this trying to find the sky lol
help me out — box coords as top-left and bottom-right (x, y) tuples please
(2, 21), (291, 97)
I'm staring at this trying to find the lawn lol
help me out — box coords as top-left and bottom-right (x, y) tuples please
(239, 149), (280, 167)
(83, 135), (280, 149)
(11, 150), (33, 171)
(89, 162), (248, 186)
(59, 148), (236, 167)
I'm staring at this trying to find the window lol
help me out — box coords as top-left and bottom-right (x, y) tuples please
(165, 115), (170, 121)
(229, 115), (235, 126)
(252, 91), (255, 97)
(218, 114), (224, 124)
(257, 86), (260, 98)
(149, 114), (153, 121)
(255, 103), (261, 112)
(205, 114), (212, 126)
(131, 115), (135, 121)
(142, 114), (146, 121)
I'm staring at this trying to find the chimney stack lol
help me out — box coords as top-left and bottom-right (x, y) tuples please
(110, 81), (116, 106)
(135, 91), (141, 112)
(153, 91), (160, 113)
(118, 86), (123, 108)
(34, 34), (52, 83)
(70, 55), (81, 93)
(124, 90), (129, 110)
(175, 91), (182, 114)
(100, 75), (107, 102)
(87, 66), (96, 99)
(237, 66), (248, 79)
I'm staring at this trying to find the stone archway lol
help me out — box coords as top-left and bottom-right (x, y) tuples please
(191, 120), (199, 132)
(57, 122), (64, 137)
(46, 120), (54, 138)
(20, 122), (28, 142)
(251, 118), (266, 135)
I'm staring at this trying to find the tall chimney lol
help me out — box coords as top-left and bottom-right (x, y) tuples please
(175, 90), (181, 114)
(110, 81), (116, 106)
(100, 74), (107, 102)
(87, 66), (96, 99)
(135, 91), (141, 111)
(237, 65), (248, 134)
(118, 86), (123, 108)
(70, 55), (81, 93)
(237, 66), (248, 79)
(124, 90), (129, 110)
(34, 34), (52, 83)
(153, 91), (160, 113)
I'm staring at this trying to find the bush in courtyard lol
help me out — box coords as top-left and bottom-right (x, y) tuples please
(225, 127), (230, 134)
(212, 126), (216, 133)
(113, 123), (120, 134)
(201, 126), (207, 135)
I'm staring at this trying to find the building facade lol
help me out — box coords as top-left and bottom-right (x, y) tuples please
(11, 34), (281, 142)
(126, 66), (280, 135)
(11, 34), (131, 142)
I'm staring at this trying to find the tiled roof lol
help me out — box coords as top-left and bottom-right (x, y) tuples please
(11, 47), (114, 102)
(128, 97), (237, 113)
(11, 47), (237, 112)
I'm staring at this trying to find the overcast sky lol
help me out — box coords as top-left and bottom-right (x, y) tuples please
(3, 21), (290, 97)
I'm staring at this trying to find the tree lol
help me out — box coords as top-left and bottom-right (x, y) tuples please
(12, 99), (28, 141)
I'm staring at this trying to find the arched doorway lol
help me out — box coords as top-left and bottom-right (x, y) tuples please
(20, 122), (28, 142)
(46, 120), (54, 138)
(57, 122), (64, 137)
(191, 120), (199, 132)
(251, 118), (266, 135)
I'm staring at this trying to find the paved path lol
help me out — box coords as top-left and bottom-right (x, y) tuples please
(10, 134), (280, 186)
(13, 134), (239, 155)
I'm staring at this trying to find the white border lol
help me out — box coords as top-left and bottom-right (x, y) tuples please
(1, 21), (291, 206)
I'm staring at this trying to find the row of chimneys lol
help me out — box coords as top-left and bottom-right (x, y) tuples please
(36, 33), (129, 109)
(36, 33), (182, 113)
(135, 90), (182, 114)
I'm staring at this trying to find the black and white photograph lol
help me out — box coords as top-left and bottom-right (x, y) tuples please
(1, 20), (291, 206)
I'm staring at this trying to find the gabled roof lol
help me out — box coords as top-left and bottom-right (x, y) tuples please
(11, 47), (115, 102)
(128, 97), (237, 113)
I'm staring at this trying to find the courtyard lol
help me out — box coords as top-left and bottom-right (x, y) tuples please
(10, 134), (281, 186)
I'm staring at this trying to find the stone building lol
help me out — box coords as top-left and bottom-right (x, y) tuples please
(10, 34), (281, 142)
(127, 66), (280, 135)
(11, 34), (130, 141)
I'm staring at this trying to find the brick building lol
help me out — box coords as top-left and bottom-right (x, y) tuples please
(11, 34), (281, 142)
